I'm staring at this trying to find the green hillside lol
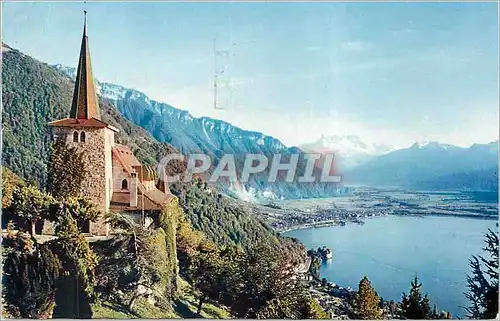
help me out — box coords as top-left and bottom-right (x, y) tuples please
(1, 43), (176, 188)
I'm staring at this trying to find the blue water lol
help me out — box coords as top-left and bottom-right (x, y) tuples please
(284, 215), (497, 317)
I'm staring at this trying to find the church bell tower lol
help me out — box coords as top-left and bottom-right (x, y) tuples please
(48, 11), (118, 236)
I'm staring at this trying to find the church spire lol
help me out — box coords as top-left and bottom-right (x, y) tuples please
(70, 10), (101, 120)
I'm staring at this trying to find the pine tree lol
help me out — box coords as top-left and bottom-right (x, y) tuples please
(350, 276), (382, 319)
(401, 274), (432, 319)
(47, 137), (87, 200)
(465, 228), (499, 319)
(3, 233), (60, 318)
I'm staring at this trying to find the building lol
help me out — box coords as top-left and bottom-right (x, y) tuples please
(48, 14), (173, 236)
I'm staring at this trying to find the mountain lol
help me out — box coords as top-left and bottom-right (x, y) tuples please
(53, 65), (289, 155)
(300, 135), (393, 170)
(1, 43), (179, 188)
(52, 65), (345, 199)
(344, 141), (498, 191)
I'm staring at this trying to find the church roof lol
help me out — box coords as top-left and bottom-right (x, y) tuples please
(48, 117), (118, 131)
(50, 12), (117, 131)
(112, 144), (142, 175)
(70, 12), (100, 120)
(111, 144), (173, 211)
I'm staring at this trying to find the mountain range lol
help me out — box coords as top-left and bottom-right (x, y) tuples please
(52, 64), (347, 200)
(52, 63), (498, 194)
(54, 64), (498, 193)
(343, 141), (498, 191)
(2, 43), (497, 199)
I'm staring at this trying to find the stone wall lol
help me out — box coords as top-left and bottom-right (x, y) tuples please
(52, 126), (112, 236)
(112, 157), (131, 192)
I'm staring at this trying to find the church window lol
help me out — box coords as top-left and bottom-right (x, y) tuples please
(122, 179), (128, 190)
(73, 131), (79, 142)
(80, 132), (86, 142)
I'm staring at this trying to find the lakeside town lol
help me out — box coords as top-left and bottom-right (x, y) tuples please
(252, 188), (498, 232)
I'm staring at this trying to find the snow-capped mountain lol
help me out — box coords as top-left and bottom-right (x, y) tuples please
(300, 135), (394, 170)
(52, 64), (287, 154)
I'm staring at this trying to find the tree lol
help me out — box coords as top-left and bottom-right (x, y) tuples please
(388, 300), (397, 317)
(52, 197), (100, 232)
(47, 137), (87, 200)
(228, 244), (324, 319)
(465, 228), (499, 319)
(99, 211), (178, 313)
(2, 232), (60, 318)
(49, 212), (98, 318)
(8, 185), (55, 235)
(401, 274), (432, 319)
(350, 276), (382, 319)
(187, 242), (242, 314)
(2, 167), (25, 209)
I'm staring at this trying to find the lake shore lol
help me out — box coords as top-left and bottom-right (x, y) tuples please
(264, 188), (498, 233)
(277, 212), (498, 233)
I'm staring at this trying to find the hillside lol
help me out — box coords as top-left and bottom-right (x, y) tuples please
(1, 43), (178, 188)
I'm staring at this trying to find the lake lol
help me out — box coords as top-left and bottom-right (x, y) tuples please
(283, 215), (497, 317)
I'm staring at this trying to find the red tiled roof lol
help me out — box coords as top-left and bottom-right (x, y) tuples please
(112, 144), (141, 175)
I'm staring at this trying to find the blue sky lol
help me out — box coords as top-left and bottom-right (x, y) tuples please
(3, 1), (499, 148)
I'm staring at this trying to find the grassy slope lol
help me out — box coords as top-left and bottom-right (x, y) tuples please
(91, 279), (229, 319)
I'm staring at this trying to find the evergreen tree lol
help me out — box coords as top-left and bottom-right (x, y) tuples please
(47, 137), (87, 200)
(350, 276), (382, 319)
(197, 243), (327, 319)
(52, 197), (100, 232)
(49, 212), (98, 318)
(432, 303), (439, 319)
(3, 232), (60, 318)
(465, 228), (499, 319)
(401, 274), (432, 319)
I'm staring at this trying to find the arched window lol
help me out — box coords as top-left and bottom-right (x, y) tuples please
(80, 132), (86, 142)
(73, 131), (79, 142)
(121, 179), (128, 190)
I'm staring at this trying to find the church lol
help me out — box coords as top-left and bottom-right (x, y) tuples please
(48, 15), (173, 236)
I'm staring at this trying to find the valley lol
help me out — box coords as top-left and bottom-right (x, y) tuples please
(253, 188), (498, 232)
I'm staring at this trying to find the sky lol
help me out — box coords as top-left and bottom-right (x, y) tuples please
(2, 1), (499, 148)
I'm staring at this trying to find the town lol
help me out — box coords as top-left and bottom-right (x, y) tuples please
(253, 188), (498, 232)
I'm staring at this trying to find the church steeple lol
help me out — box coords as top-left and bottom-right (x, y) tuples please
(70, 10), (101, 120)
